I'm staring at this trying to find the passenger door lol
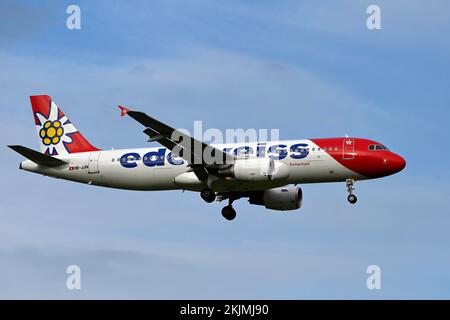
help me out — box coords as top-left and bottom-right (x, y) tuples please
(88, 152), (100, 174)
(342, 138), (355, 160)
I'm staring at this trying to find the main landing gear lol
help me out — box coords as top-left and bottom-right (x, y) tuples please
(221, 204), (236, 221)
(200, 188), (216, 203)
(221, 193), (239, 221)
(346, 179), (358, 204)
(200, 188), (237, 221)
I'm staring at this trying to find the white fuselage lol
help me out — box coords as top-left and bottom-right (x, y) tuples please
(20, 139), (365, 192)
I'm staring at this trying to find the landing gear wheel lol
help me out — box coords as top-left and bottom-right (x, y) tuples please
(200, 188), (216, 203)
(221, 205), (236, 221)
(347, 194), (357, 204)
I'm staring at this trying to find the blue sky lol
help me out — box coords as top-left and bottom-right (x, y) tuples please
(0, 0), (449, 299)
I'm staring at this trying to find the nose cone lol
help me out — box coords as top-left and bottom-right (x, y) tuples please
(389, 153), (406, 174)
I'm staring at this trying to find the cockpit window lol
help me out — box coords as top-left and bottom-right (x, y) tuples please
(369, 144), (389, 151)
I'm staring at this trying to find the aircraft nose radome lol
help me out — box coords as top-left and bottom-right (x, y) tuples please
(391, 153), (406, 173)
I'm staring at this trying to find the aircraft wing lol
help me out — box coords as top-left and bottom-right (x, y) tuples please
(118, 106), (234, 174)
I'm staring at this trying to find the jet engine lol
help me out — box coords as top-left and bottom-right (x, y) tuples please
(249, 186), (302, 211)
(218, 158), (275, 182)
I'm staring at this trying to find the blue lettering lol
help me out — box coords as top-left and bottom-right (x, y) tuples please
(143, 148), (166, 167)
(120, 152), (141, 168)
(256, 143), (266, 158)
(290, 143), (309, 159)
(167, 151), (184, 166)
(268, 144), (288, 160)
(119, 143), (310, 169)
(234, 146), (253, 157)
(222, 147), (232, 154)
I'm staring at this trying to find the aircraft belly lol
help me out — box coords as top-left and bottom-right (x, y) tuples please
(97, 165), (183, 191)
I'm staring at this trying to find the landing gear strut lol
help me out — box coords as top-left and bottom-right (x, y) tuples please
(346, 179), (358, 204)
(200, 188), (216, 203)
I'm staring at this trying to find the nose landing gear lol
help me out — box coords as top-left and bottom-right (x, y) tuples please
(346, 179), (357, 204)
(347, 194), (357, 204)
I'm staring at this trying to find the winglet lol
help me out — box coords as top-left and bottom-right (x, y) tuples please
(118, 106), (131, 117)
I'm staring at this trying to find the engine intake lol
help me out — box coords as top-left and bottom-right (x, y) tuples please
(249, 186), (302, 211)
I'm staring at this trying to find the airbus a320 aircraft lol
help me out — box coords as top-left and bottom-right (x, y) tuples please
(9, 95), (406, 220)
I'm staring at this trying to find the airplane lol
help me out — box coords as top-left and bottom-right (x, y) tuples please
(8, 95), (406, 221)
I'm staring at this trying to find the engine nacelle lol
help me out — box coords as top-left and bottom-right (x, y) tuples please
(272, 161), (289, 181)
(249, 186), (302, 211)
(219, 158), (275, 182)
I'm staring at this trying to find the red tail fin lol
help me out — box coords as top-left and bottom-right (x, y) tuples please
(30, 95), (100, 156)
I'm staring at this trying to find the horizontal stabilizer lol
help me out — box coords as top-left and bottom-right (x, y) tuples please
(8, 145), (68, 167)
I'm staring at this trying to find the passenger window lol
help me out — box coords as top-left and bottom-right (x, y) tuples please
(375, 145), (383, 150)
(369, 145), (375, 151)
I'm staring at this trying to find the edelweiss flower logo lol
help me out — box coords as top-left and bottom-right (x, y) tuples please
(40, 120), (64, 146)
(35, 101), (78, 155)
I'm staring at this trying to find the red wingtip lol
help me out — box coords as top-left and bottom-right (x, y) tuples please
(118, 105), (131, 117)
